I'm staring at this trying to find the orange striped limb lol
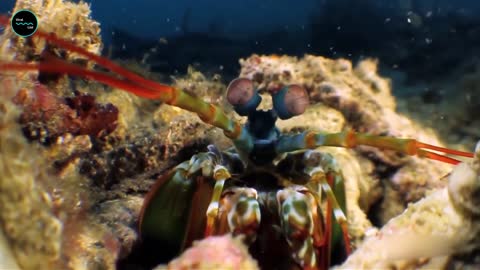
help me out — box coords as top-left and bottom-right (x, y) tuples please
(0, 15), (243, 139)
(276, 130), (474, 165)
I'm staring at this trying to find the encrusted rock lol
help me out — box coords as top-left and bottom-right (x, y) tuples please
(334, 141), (480, 270)
(0, 76), (62, 269)
(0, 0), (101, 63)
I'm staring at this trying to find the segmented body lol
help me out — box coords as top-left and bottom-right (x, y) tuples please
(140, 130), (350, 269)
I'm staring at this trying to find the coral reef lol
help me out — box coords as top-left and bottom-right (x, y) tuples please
(0, 1), (123, 269)
(0, 75), (123, 270)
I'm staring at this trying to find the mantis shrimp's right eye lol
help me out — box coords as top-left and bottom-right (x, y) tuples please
(226, 78), (261, 116)
(272, 84), (309, 119)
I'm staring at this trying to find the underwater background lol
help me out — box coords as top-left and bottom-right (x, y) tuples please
(3, 0), (480, 82)
(1, 0), (480, 269)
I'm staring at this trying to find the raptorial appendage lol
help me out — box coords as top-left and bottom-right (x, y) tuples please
(217, 187), (261, 243)
(138, 146), (235, 253)
(276, 186), (320, 269)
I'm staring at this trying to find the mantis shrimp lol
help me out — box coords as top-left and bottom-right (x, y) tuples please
(0, 15), (474, 270)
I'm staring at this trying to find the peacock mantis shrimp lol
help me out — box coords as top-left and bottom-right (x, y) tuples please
(0, 14), (474, 270)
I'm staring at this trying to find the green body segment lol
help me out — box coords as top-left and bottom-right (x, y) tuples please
(275, 129), (473, 165)
(169, 88), (242, 139)
(330, 173), (348, 254)
(275, 130), (413, 153)
(139, 168), (212, 254)
(140, 170), (195, 250)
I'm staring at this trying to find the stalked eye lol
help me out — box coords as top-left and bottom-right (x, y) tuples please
(226, 78), (261, 116)
(272, 84), (309, 119)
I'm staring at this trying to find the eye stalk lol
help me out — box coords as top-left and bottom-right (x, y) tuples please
(272, 84), (309, 119)
(226, 78), (262, 116)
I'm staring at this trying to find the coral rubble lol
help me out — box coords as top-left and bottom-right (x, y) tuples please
(335, 141), (480, 269)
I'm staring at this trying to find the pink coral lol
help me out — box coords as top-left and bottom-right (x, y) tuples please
(164, 235), (259, 270)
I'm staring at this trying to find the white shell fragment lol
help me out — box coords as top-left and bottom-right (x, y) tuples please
(0, 230), (20, 270)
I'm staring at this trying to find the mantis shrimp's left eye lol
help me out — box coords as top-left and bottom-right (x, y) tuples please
(226, 78), (262, 116)
(272, 84), (309, 119)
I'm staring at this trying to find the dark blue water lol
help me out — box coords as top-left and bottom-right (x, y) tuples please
(2, 0), (480, 80)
